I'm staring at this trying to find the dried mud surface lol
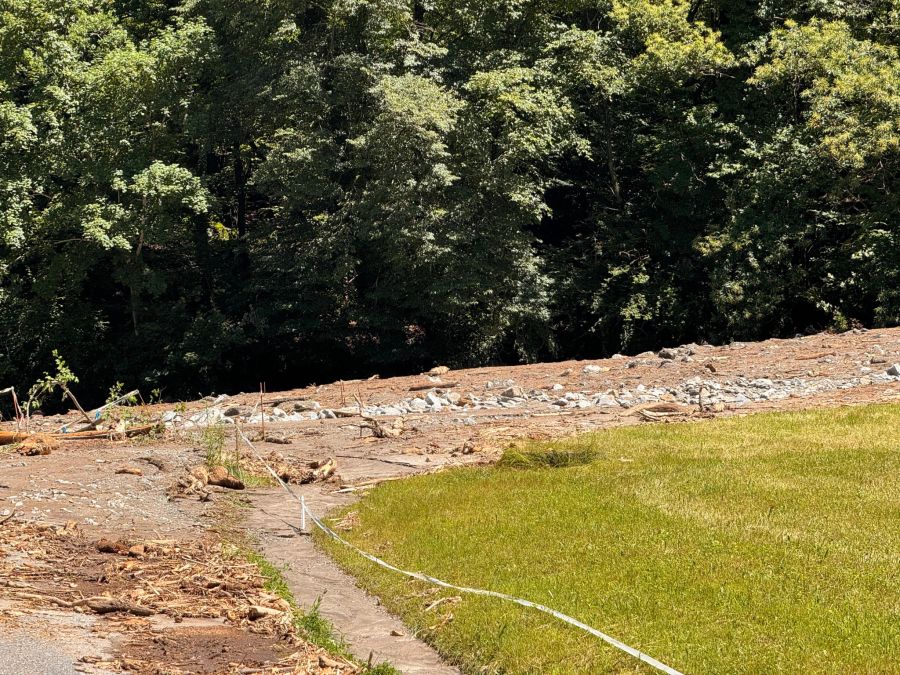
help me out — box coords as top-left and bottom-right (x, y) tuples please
(3, 327), (900, 673)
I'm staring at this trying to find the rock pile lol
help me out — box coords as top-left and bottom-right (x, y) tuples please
(159, 348), (900, 428)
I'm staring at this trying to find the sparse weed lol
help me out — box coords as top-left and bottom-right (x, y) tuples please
(199, 423), (271, 487)
(237, 546), (398, 673)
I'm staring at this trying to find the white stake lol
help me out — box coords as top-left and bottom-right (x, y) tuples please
(300, 495), (307, 533)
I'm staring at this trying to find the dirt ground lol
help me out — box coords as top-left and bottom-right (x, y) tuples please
(3, 327), (900, 673)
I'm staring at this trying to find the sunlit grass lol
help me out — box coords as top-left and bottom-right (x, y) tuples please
(320, 405), (900, 674)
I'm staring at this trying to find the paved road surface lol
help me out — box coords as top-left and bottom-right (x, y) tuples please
(0, 633), (76, 675)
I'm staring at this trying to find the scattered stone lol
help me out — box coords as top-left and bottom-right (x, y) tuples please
(501, 386), (524, 398)
(408, 398), (428, 412)
(424, 392), (444, 408)
(658, 347), (679, 359)
(293, 400), (320, 412)
(887, 364), (900, 377)
(333, 407), (359, 418)
(248, 605), (283, 621)
(222, 405), (241, 417)
(582, 365), (607, 375)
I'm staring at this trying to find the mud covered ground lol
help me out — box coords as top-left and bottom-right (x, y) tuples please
(3, 327), (900, 673)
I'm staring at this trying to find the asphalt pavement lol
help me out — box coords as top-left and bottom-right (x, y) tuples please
(0, 632), (76, 675)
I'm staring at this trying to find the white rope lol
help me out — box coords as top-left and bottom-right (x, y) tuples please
(237, 428), (684, 675)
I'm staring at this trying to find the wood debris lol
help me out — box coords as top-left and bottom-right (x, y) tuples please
(243, 451), (337, 485)
(15, 433), (58, 456)
(169, 463), (245, 499)
(0, 521), (360, 673)
(208, 465), (246, 490)
(408, 381), (459, 392)
(363, 416), (405, 439)
(628, 402), (697, 420)
(0, 423), (159, 447)
(167, 466), (212, 501)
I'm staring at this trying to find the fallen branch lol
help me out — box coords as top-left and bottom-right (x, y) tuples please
(334, 453), (420, 468)
(75, 596), (154, 616)
(408, 382), (459, 392)
(1, 423), (159, 446)
(137, 456), (166, 471)
(13, 591), (73, 608)
(57, 389), (140, 432)
(796, 351), (836, 361)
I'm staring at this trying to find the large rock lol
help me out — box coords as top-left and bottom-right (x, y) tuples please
(409, 398), (429, 412)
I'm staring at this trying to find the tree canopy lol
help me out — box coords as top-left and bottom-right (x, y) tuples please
(1, 0), (897, 402)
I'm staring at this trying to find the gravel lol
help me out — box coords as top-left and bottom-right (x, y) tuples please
(158, 339), (900, 429)
(0, 633), (77, 675)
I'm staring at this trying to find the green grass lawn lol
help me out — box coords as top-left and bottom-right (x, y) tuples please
(319, 405), (900, 674)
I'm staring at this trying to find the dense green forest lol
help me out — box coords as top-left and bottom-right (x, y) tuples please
(1, 0), (898, 402)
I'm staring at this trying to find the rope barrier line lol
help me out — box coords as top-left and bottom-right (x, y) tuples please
(236, 428), (684, 675)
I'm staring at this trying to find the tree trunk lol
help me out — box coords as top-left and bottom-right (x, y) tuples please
(604, 105), (622, 206)
(233, 142), (247, 239)
(192, 213), (214, 307)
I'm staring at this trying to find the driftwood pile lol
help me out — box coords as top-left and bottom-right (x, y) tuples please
(244, 451), (337, 485)
(0, 424), (159, 455)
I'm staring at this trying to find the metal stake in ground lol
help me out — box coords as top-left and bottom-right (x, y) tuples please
(300, 495), (307, 534)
